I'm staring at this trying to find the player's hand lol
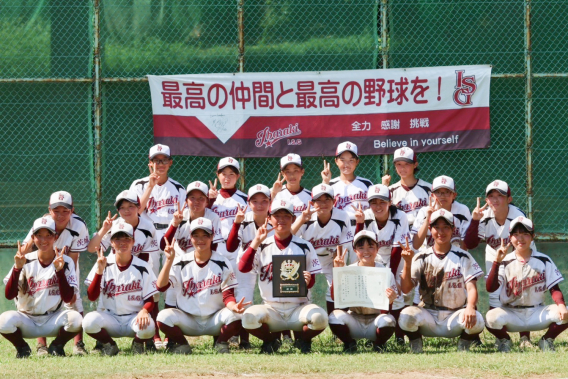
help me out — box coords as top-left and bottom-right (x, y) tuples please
(472, 197), (489, 221)
(463, 306), (477, 330)
(172, 201), (184, 227)
(136, 308), (151, 330)
(425, 194), (437, 217)
(558, 304), (568, 322)
(351, 202), (365, 224)
(334, 245), (347, 267)
(303, 270), (311, 286)
(208, 179), (218, 199)
(53, 247), (65, 272)
(272, 173), (286, 195)
(381, 174), (391, 187)
(321, 160), (331, 184)
(495, 238), (511, 263)
(385, 287), (397, 304)
(301, 201), (316, 223)
(14, 241), (27, 269)
(102, 211), (118, 233)
(148, 163), (159, 187)
(95, 246), (107, 275)
(401, 236), (414, 264)
(235, 204), (248, 224)
(228, 297), (252, 314)
(252, 219), (273, 246)
(164, 238), (176, 262)
(22, 240), (35, 255)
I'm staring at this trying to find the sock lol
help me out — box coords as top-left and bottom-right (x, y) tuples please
(543, 322), (568, 340)
(486, 326), (510, 340)
(1, 328), (27, 348)
(87, 328), (115, 345)
(152, 302), (161, 341)
(519, 331), (530, 339)
(459, 330), (481, 341)
(248, 323), (279, 343)
(375, 326), (395, 346)
(239, 328), (250, 343)
(156, 322), (187, 345)
(329, 324), (354, 345)
(295, 324), (324, 342)
(37, 336), (47, 346)
(217, 320), (241, 343)
(73, 312), (84, 345)
(390, 308), (406, 340)
(406, 330), (422, 341)
(326, 301), (335, 315)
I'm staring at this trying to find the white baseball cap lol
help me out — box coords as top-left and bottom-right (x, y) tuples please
(393, 147), (417, 163)
(311, 183), (334, 200)
(429, 209), (454, 227)
(432, 175), (456, 192)
(189, 217), (214, 235)
(217, 157), (240, 172)
(367, 184), (391, 202)
(353, 230), (378, 246)
(149, 144), (171, 159)
(270, 199), (294, 215)
(280, 153), (303, 170)
(32, 217), (56, 234)
(248, 184), (271, 200)
(114, 190), (140, 208)
(110, 222), (134, 238)
(509, 216), (534, 233)
(186, 181), (209, 197)
(336, 141), (358, 157)
(486, 180), (511, 197)
(49, 191), (73, 210)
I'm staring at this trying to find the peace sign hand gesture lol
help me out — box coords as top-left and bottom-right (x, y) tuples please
(235, 204), (248, 224)
(401, 236), (414, 264)
(147, 163), (159, 187)
(164, 238), (176, 262)
(495, 238), (511, 263)
(472, 197), (489, 221)
(252, 219), (273, 246)
(351, 202), (365, 224)
(272, 173), (286, 195)
(301, 201), (316, 223)
(381, 174), (391, 187)
(321, 160), (331, 184)
(334, 245), (348, 267)
(14, 241), (27, 269)
(95, 246), (107, 275)
(172, 201), (184, 227)
(228, 297), (252, 314)
(102, 211), (118, 233)
(208, 179), (218, 199)
(53, 247), (65, 272)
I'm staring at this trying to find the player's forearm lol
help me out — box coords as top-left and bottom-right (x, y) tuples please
(160, 225), (178, 251)
(413, 223), (429, 250)
(56, 269), (75, 303)
(466, 280), (478, 308)
(226, 223), (241, 253)
(463, 220), (481, 249)
(156, 261), (173, 288)
(290, 218), (304, 235)
(5, 268), (21, 300)
(143, 297), (154, 312)
(400, 263), (414, 294)
(138, 186), (153, 213)
(550, 284), (566, 306)
(86, 232), (105, 253)
(87, 273), (102, 301)
(485, 261), (501, 292)
(238, 247), (256, 273)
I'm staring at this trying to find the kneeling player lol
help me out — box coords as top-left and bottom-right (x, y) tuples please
(83, 223), (158, 356)
(329, 231), (399, 353)
(156, 218), (248, 354)
(399, 210), (485, 353)
(239, 200), (328, 354)
(1, 217), (81, 358)
(485, 217), (568, 352)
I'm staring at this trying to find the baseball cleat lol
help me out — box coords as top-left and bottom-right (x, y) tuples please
(294, 339), (312, 354)
(496, 338), (512, 353)
(538, 337), (555, 352)
(36, 343), (49, 357)
(260, 339), (281, 354)
(215, 342), (230, 354)
(343, 340), (357, 353)
(48, 343), (66, 357)
(519, 336), (534, 349)
(16, 343), (32, 359)
(101, 342), (120, 356)
(131, 340), (145, 355)
(409, 337), (423, 354)
(73, 341), (88, 356)
(166, 342), (192, 355)
(457, 338), (474, 352)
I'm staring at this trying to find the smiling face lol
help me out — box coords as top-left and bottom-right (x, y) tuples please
(186, 190), (208, 214)
(190, 229), (213, 253)
(313, 194), (334, 214)
(394, 161), (418, 180)
(335, 152), (359, 177)
(369, 198), (391, 222)
(486, 190), (512, 214)
(217, 167), (239, 189)
(110, 233), (134, 257)
(432, 188), (457, 210)
(281, 164), (304, 187)
(49, 206), (73, 228)
(269, 209), (295, 234)
(32, 229), (56, 252)
(510, 225), (534, 252)
(354, 238), (379, 266)
(117, 200), (139, 223)
(149, 154), (172, 175)
(249, 193), (270, 215)
(429, 218), (454, 246)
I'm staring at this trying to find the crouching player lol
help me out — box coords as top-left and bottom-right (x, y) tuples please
(399, 210), (485, 353)
(329, 231), (399, 353)
(83, 222), (158, 356)
(486, 217), (568, 352)
(1, 217), (82, 358)
(239, 200), (328, 354)
(156, 218), (249, 354)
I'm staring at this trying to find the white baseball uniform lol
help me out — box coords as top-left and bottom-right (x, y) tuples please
(486, 250), (567, 332)
(83, 254), (158, 339)
(98, 216), (159, 258)
(273, 186), (312, 217)
(360, 207), (410, 266)
(398, 247), (485, 337)
(211, 190), (249, 262)
(0, 252), (82, 338)
(330, 176), (373, 229)
(390, 179), (432, 227)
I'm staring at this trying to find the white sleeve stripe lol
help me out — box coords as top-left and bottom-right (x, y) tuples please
(143, 247), (159, 253)
(223, 283), (238, 291)
(465, 270), (483, 283)
(547, 277), (564, 289)
(143, 289), (159, 300)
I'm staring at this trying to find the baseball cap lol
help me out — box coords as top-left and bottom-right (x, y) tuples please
(432, 175), (456, 192)
(429, 209), (455, 227)
(367, 184), (391, 202)
(217, 157), (240, 172)
(509, 216), (534, 233)
(270, 199), (294, 215)
(110, 222), (134, 238)
(32, 217), (56, 234)
(49, 191), (73, 210)
(114, 190), (140, 208)
(189, 217), (214, 235)
(311, 183), (334, 200)
(353, 230), (378, 246)
(186, 181), (209, 197)
(248, 184), (271, 200)
(149, 144), (171, 159)
(486, 180), (511, 197)
(393, 147), (417, 163)
(280, 154), (302, 170)
(336, 141), (358, 157)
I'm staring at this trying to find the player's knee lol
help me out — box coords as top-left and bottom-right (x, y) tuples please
(328, 310), (346, 325)
(376, 314), (396, 329)
(241, 309), (262, 330)
(465, 312), (485, 334)
(136, 320), (156, 340)
(82, 312), (104, 334)
(398, 306), (421, 332)
(156, 309), (177, 327)
(485, 308), (506, 329)
(307, 308), (328, 330)
(64, 310), (83, 332)
(0, 311), (20, 334)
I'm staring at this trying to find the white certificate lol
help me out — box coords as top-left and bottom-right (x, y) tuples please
(333, 266), (390, 310)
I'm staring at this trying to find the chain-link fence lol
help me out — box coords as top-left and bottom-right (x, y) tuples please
(1, 0), (566, 244)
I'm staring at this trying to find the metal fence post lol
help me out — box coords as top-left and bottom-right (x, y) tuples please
(93, 0), (102, 229)
(380, 0), (390, 180)
(524, 0), (533, 220)
(238, 0), (246, 191)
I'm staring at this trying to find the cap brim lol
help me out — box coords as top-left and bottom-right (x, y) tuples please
(281, 162), (302, 170)
(336, 149), (358, 158)
(270, 207), (294, 215)
(510, 221), (534, 232)
(312, 192), (333, 200)
(217, 164), (239, 172)
(149, 153), (171, 159)
(110, 230), (133, 238)
(393, 157), (415, 163)
(368, 195), (390, 202)
(248, 191), (270, 200)
(33, 226), (56, 234)
(486, 188), (508, 197)
(190, 226), (213, 235)
(49, 202), (73, 210)
(432, 185), (455, 192)
(429, 215), (454, 226)
(187, 188), (208, 196)
(114, 198), (140, 208)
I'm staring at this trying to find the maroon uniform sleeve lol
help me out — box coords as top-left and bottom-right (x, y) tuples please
(238, 247), (256, 273)
(464, 219), (481, 249)
(5, 268), (21, 300)
(226, 222), (242, 253)
(222, 287), (237, 306)
(355, 222), (364, 235)
(138, 253), (149, 262)
(161, 225), (178, 251)
(87, 273), (103, 301)
(550, 285), (566, 306)
(307, 274), (316, 289)
(157, 282), (171, 292)
(56, 269), (75, 303)
(486, 261), (501, 293)
(390, 246), (402, 276)
(143, 297), (154, 312)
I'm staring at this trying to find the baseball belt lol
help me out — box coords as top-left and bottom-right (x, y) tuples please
(506, 304), (543, 309)
(154, 223), (169, 230)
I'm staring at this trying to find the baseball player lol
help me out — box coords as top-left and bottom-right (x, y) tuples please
(83, 222), (158, 356)
(271, 153), (312, 217)
(129, 143), (186, 349)
(399, 209), (485, 353)
(160, 181), (223, 309)
(239, 199), (328, 354)
(291, 183), (353, 314)
(383, 147), (431, 228)
(329, 231), (399, 353)
(22, 191), (89, 356)
(1, 217), (82, 358)
(485, 217), (568, 352)
(155, 218), (249, 354)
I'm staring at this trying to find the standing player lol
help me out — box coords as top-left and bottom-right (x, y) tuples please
(239, 200), (328, 354)
(83, 222), (158, 356)
(1, 217), (82, 358)
(22, 191), (89, 356)
(485, 217), (568, 352)
(399, 210), (485, 353)
(292, 183), (353, 314)
(271, 153), (312, 217)
(329, 231), (399, 353)
(130, 143), (186, 349)
(155, 218), (248, 354)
